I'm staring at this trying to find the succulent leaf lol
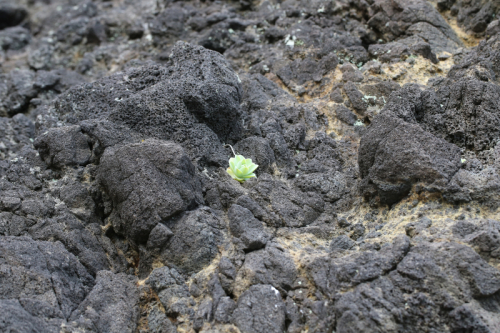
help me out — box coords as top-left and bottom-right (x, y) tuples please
(229, 159), (237, 171)
(248, 164), (258, 173)
(227, 154), (258, 183)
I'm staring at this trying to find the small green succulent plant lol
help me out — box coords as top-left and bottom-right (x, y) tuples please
(225, 145), (258, 183)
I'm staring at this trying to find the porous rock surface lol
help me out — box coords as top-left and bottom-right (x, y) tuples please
(1, 0), (500, 332)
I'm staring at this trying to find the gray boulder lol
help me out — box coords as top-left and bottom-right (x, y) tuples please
(0, 236), (94, 319)
(366, 0), (462, 53)
(160, 207), (225, 274)
(228, 204), (271, 251)
(233, 136), (276, 175)
(34, 125), (91, 168)
(53, 42), (243, 168)
(234, 242), (298, 296)
(98, 139), (203, 243)
(359, 84), (462, 205)
(0, 299), (60, 333)
(69, 271), (140, 333)
(231, 284), (286, 333)
(0, 2), (27, 30)
(146, 267), (192, 317)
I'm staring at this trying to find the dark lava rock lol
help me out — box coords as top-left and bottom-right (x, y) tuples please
(405, 217), (433, 237)
(228, 204), (271, 251)
(34, 125), (91, 168)
(0, 26), (30, 51)
(335, 105), (358, 125)
(98, 139), (203, 243)
(344, 81), (367, 115)
(276, 54), (338, 87)
(150, 6), (187, 45)
(28, 44), (54, 70)
(439, 0), (500, 34)
(341, 63), (364, 82)
(0, 299), (61, 333)
(252, 175), (325, 227)
(360, 36), (500, 205)
(330, 235), (356, 251)
(235, 242), (298, 296)
(332, 240), (500, 333)
(69, 271), (140, 333)
(52, 41), (242, 168)
(452, 219), (500, 260)
(359, 85), (462, 205)
(0, 236), (94, 319)
(360, 114), (461, 204)
(233, 136), (276, 175)
(146, 266), (185, 294)
(368, 39), (438, 64)
(0, 114), (34, 159)
(146, 223), (174, 250)
(146, 266), (193, 317)
(0, 69), (36, 117)
(161, 207), (225, 274)
(310, 236), (411, 296)
(231, 284), (286, 333)
(1, 0), (500, 331)
(214, 296), (236, 323)
(367, 0), (463, 53)
(148, 306), (176, 333)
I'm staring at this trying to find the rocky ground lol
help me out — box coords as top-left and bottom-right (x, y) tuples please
(1, 0), (500, 332)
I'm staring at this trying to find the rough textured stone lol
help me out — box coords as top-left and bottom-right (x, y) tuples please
(69, 271), (140, 333)
(228, 204), (271, 251)
(161, 207), (225, 274)
(359, 84), (462, 204)
(366, 0), (463, 53)
(0, 236), (94, 319)
(231, 284), (286, 333)
(1, 0), (500, 332)
(53, 42), (243, 168)
(98, 140), (203, 243)
(34, 125), (91, 168)
(234, 242), (298, 296)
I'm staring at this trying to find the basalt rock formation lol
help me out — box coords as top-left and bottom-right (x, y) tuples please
(1, 0), (500, 332)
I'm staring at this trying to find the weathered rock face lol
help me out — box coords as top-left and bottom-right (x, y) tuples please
(34, 125), (91, 168)
(331, 240), (500, 333)
(228, 203), (271, 251)
(1, 0), (500, 332)
(233, 242), (298, 296)
(0, 236), (95, 317)
(231, 284), (287, 333)
(160, 207), (225, 275)
(98, 139), (203, 243)
(51, 41), (243, 168)
(437, 0), (500, 34)
(367, 0), (463, 53)
(358, 88), (462, 205)
(69, 270), (140, 333)
(359, 39), (500, 205)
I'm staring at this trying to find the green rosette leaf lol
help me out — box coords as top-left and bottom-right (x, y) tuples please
(227, 154), (259, 183)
